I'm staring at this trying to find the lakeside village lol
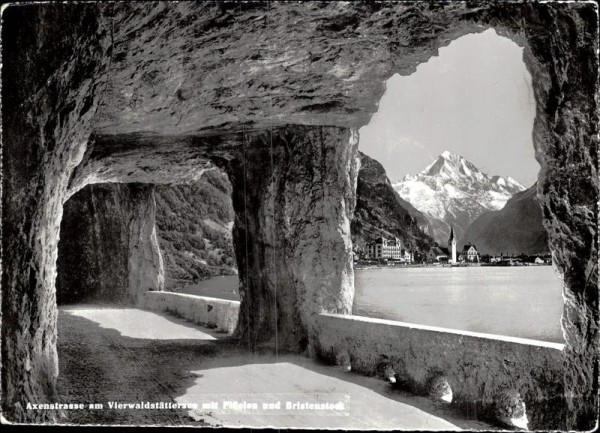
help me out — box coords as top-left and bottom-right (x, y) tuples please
(354, 227), (552, 268)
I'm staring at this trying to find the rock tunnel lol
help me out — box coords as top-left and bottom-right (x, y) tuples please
(2, 2), (598, 428)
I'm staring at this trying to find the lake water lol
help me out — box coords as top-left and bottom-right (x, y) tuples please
(176, 266), (564, 343)
(354, 266), (564, 343)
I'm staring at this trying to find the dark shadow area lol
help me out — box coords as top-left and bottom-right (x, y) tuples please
(56, 184), (150, 305)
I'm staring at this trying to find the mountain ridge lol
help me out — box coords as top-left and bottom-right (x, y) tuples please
(352, 152), (435, 255)
(155, 170), (237, 290)
(393, 151), (525, 245)
(461, 183), (549, 255)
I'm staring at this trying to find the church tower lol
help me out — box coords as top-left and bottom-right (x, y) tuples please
(448, 225), (457, 264)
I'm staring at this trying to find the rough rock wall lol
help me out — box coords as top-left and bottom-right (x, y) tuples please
(1, 4), (112, 422)
(220, 126), (359, 351)
(57, 183), (164, 305)
(93, 2), (508, 135)
(127, 187), (165, 300)
(514, 8), (599, 428)
(59, 185), (128, 304)
(67, 134), (216, 191)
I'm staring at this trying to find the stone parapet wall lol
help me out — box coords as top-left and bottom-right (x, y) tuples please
(140, 291), (240, 335)
(313, 313), (566, 430)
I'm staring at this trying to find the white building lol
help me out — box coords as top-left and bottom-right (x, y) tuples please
(459, 244), (480, 262)
(366, 236), (404, 260)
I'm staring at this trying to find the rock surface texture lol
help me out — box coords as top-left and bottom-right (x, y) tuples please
(57, 184), (164, 304)
(2, 2), (598, 429)
(2, 4), (113, 422)
(221, 126), (359, 351)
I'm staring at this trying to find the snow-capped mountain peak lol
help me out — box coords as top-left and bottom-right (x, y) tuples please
(420, 151), (482, 179)
(392, 151), (526, 245)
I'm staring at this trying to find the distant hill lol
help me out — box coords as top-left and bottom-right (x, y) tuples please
(352, 152), (435, 254)
(393, 151), (525, 245)
(155, 169), (237, 289)
(461, 183), (549, 255)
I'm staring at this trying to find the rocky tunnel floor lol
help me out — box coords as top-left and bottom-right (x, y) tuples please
(56, 306), (497, 429)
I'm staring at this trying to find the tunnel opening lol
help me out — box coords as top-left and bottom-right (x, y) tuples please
(55, 143), (243, 343)
(336, 27), (578, 430)
(353, 28), (564, 345)
(154, 170), (239, 299)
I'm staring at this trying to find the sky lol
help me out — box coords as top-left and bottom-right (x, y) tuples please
(359, 29), (538, 187)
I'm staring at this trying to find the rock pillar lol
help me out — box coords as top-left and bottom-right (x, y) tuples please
(127, 186), (166, 301)
(223, 125), (360, 352)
